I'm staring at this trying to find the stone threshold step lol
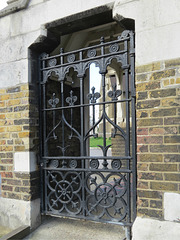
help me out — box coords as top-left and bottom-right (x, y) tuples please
(0, 226), (30, 240)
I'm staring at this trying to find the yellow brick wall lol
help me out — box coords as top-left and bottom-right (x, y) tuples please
(0, 83), (39, 201)
(136, 58), (180, 219)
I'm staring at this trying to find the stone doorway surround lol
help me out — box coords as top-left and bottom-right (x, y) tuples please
(0, 0), (179, 239)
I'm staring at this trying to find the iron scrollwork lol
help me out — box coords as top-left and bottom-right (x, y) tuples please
(47, 171), (82, 215)
(85, 173), (127, 221)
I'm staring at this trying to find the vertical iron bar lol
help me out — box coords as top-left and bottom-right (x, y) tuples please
(70, 106), (73, 137)
(79, 68), (85, 155)
(42, 81), (48, 212)
(79, 50), (85, 216)
(102, 73), (108, 169)
(114, 102), (117, 126)
(126, 226), (132, 240)
(102, 73), (106, 148)
(79, 76), (85, 156)
(124, 39), (131, 225)
(113, 84), (117, 137)
(92, 104), (95, 135)
(38, 57), (44, 213)
(130, 32), (137, 221)
(61, 80), (67, 167)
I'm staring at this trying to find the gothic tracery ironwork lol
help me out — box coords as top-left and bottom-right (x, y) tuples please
(39, 30), (136, 231)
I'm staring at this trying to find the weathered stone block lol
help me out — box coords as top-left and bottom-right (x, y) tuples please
(164, 192), (180, 222)
(132, 217), (180, 240)
(14, 152), (37, 172)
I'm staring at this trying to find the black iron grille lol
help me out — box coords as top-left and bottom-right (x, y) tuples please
(39, 30), (136, 230)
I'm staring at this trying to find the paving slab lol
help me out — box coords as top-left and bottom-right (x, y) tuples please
(24, 216), (126, 240)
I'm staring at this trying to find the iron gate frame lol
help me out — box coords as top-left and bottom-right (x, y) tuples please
(39, 30), (136, 235)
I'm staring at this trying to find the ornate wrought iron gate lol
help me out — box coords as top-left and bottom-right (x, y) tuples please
(39, 30), (136, 234)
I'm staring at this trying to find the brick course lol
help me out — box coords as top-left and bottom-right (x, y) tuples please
(0, 83), (39, 201)
(136, 58), (180, 220)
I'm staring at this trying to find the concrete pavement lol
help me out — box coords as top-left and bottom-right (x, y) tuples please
(24, 216), (126, 240)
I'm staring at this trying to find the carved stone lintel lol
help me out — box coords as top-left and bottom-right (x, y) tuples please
(0, 0), (30, 18)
